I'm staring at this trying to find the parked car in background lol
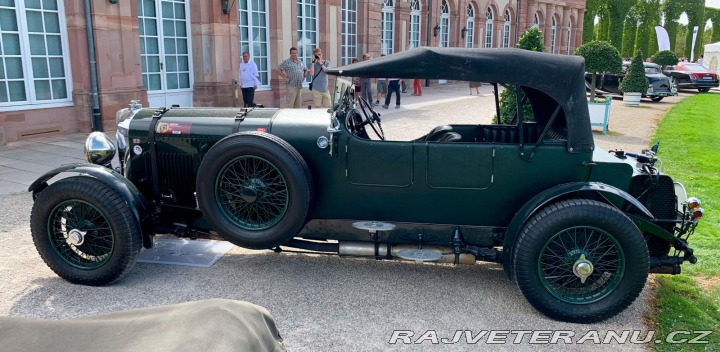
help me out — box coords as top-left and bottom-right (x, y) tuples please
(585, 62), (677, 101)
(663, 63), (719, 92)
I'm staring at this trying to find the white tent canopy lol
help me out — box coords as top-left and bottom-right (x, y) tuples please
(704, 41), (720, 74)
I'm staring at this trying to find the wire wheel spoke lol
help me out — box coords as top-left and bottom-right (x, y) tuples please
(216, 156), (289, 230)
(538, 226), (626, 304)
(47, 200), (114, 269)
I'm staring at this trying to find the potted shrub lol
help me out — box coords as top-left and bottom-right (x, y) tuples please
(574, 41), (622, 131)
(619, 51), (648, 106)
(495, 27), (544, 124)
(651, 50), (679, 71)
(574, 41), (622, 102)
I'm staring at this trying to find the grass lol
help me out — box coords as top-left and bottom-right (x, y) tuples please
(648, 93), (720, 351)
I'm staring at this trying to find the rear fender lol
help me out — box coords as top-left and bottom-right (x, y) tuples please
(28, 163), (154, 248)
(502, 182), (654, 278)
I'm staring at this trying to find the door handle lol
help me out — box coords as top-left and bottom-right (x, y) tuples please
(160, 62), (164, 70)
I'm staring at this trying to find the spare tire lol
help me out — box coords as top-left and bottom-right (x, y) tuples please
(196, 132), (312, 249)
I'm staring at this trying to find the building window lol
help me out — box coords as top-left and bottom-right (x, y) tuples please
(341, 0), (357, 65)
(297, 0), (317, 83)
(503, 10), (511, 48)
(566, 20), (572, 54)
(439, 0), (449, 48)
(550, 16), (557, 54)
(0, 0), (72, 107)
(485, 8), (494, 48)
(533, 13), (539, 29)
(465, 4), (475, 48)
(381, 0), (394, 55)
(139, 0), (192, 92)
(409, 0), (421, 49)
(239, 0), (270, 86)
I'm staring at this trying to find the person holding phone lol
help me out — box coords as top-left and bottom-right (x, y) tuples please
(309, 48), (331, 108)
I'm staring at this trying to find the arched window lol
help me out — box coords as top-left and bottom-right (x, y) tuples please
(502, 10), (511, 48)
(550, 16), (557, 54)
(439, 0), (450, 48)
(465, 4), (475, 48)
(409, 0), (421, 49)
(239, 0), (270, 86)
(297, 0), (318, 83)
(381, 0), (395, 55)
(341, 0), (357, 65)
(533, 13), (539, 28)
(485, 8), (494, 48)
(566, 20), (572, 54)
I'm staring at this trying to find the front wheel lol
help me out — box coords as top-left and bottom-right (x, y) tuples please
(650, 97), (664, 102)
(30, 176), (142, 285)
(513, 199), (648, 323)
(698, 87), (710, 93)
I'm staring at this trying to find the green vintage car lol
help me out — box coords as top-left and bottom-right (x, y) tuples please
(28, 48), (703, 323)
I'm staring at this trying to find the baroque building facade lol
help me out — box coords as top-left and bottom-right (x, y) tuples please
(0, 0), (585, 144)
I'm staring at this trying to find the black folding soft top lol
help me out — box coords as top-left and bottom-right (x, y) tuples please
(328, 47), (594, 153)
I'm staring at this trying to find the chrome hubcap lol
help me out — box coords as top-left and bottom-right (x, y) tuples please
(572, 254), (594, 284)
(66, 229), (87, 246)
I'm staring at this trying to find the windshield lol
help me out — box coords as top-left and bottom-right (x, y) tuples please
(682, 64), (707, 72)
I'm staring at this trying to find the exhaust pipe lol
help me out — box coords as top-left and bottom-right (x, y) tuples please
(339, 241), (475, 265)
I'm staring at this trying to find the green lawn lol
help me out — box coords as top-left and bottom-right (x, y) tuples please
(649, 93), (720, 351)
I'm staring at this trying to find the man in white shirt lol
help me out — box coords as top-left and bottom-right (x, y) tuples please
(239, 51), (261, 107)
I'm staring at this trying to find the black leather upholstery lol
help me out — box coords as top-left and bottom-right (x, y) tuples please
(425, 125), (454, 141)
(436, 131), (462, 142)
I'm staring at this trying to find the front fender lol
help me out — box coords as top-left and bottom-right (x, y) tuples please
(28, 163), (153, 248)
(502, 182), (654, 278)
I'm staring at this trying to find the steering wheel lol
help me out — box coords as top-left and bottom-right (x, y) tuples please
(356, 97), (385, 140)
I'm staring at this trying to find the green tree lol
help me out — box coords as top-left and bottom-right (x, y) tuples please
(621, 6), (639, 58)
(619, 51), (648, 93)
(575, 41), (623, 101)
(651, 50), (679, 70)
(495, 28), (544, 124)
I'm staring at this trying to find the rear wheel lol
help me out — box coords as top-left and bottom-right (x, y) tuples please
(698, 87), (710, 93)
(30, 176), (141, 285)
(513, 199), (648, 323)
(650, 97), (664, 102)
(196, 132), (312, 249)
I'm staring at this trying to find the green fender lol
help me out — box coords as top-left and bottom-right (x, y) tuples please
(502, 182), (655, 278)
(28, 163), (153, 249)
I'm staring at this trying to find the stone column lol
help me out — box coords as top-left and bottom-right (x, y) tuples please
(65, 0), (146, 132)
(190, 1), (239, 108)
(544, 4), (555, 52)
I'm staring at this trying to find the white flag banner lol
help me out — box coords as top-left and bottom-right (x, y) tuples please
(691, 26), (699, 62)
(655, 26), (671, 51)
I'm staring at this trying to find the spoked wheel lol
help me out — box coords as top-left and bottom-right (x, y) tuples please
(215, 155), (289, 230)
(196, 132), (312, 249)
(513, 199), (648, 323)
(30, 176), (142, 285)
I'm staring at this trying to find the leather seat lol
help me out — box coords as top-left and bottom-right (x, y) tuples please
(425, 125), (453, 141)
(436, 131), (462, 142)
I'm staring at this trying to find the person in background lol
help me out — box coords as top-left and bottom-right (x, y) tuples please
(350, 58), (360, 102)
(275, 47), (307, 108)
(382, 78), (402, 109)
(239, 51), (260, 107)
(469, 81), (481, 95)
(360, 53), (374, 104)
(698, 55), (704, 66)
(309, 48), (331, 108)
(375, 54), (387, 105)
(412, 78), (422, 96)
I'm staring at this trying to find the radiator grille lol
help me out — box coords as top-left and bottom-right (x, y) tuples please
(626, 175), (676, 231)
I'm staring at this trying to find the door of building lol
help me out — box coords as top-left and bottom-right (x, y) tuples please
(138, 0), (193, 107)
